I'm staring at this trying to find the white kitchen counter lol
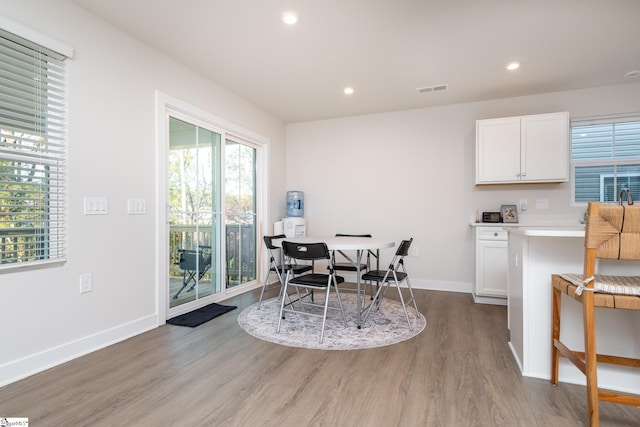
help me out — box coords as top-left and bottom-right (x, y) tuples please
(506, 228), (640, 394)
(505, 226), (584, 237)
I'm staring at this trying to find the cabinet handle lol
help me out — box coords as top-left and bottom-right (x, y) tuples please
(494, 232), (498, 236)
(522, 172), (526, 177)
(516, 173), (521, 177)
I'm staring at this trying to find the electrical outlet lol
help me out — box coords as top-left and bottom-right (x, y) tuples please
(520, 199), (528, 211)
(80, 273), (93, 293)
(410, 246), (419, 256)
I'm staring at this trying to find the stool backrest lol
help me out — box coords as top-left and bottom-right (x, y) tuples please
(585, 202), (640, 261)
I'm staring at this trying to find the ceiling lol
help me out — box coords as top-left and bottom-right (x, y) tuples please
(71, 0), (640, 123)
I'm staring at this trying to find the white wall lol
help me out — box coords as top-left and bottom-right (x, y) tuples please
(286, 83), (640, 291)
(0, 0), (287, 386)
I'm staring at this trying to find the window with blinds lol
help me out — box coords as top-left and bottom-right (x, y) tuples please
(571, 115), (640, 204)
(0, 28), (68, 268)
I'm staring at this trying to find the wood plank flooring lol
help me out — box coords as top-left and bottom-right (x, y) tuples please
(2, 288), (639, 426)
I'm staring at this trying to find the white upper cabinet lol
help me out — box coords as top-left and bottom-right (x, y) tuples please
(476, 112), (569, 184)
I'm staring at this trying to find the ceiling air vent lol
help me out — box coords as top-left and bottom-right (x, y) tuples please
(417, 84), (449, 94)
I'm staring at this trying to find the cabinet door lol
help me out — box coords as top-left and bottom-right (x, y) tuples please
(476, 117), (521, 183)
(520, 112), (569, 182)
(476, 239), (508, 297)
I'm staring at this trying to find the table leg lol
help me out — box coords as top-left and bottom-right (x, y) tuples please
(356, 249), (363, 328)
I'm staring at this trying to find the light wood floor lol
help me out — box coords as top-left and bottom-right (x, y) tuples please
(2, 288), (639, 426)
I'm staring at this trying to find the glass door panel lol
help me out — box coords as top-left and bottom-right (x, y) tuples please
(168, 117), (222, 308)
(225, 139), (257, 288)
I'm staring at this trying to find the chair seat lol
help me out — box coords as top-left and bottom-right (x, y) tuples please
(269, 264), (313, 274)
(289, 273), (345, 287)
(284, 264), (313, 275)
(362, 269), (407, 282)
(331, 262), (367, 272)
(559, 273), (640, 296)
(553, 274), (640, 310)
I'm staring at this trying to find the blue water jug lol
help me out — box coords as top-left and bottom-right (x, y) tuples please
(286, 191), (304, 217)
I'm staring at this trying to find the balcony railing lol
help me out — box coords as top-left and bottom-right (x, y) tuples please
(0, 228), (47, 264)
(169, 223), (256, 288)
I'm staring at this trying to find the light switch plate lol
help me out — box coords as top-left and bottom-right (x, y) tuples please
(84, 197), (108, 215)
(127, 198), (146, 215)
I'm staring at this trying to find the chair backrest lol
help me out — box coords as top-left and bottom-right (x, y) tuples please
(584, 202), (640, 276)
(282, 241), (330, 261)
(334, 233), (376, 260)
(264, 234), (286, 250)
(178, 249), (211, 272)
(395, 238), (413, 257)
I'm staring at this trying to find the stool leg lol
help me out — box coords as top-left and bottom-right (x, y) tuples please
(583, 291), (600, 426)
(551, 286), (561, 385)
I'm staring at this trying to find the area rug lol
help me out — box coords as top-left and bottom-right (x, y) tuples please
(237, 292), (426, 350)
(167, 302), (237, 327)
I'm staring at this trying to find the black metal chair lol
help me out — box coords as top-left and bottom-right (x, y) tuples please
(361, 238), (419, 330)
(331, 233), (373, 272)
(173, 246), (212, 299)
(257, 234), (313, 309)
(330, 233), (379, 298)
(277, 241), (347, 343)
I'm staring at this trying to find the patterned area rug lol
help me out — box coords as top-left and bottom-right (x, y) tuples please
(237, 291), (426, 350)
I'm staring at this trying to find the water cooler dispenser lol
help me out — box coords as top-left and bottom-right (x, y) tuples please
(281, 191), (306, 238)
(282, 217), (306, 238)
(286, 190), (304, 218)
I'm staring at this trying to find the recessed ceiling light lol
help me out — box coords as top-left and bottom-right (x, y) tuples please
(343, 87), (354, 95)
(281, 11), (299, 25)
(506, 61), (522, 71)
(624, 70), (640, 78)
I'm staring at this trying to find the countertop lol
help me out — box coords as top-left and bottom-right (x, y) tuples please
(470, 221), (585, 237)
(505, 226), (585, 237)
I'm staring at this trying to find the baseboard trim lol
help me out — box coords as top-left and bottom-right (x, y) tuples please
(1, 314), (158, 387)
(410, 278), (472, 294)
(473, 294), (508, 306)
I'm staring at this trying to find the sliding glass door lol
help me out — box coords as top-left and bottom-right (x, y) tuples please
(225, 138), (257, 288)
(168, 117), (222, 309)
(167, 115), (259, 315)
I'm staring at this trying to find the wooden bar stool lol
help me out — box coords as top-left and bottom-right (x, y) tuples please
(551, 202), (640, 426)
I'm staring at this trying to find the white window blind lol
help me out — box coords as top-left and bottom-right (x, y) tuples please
(0, 27), (68, 268)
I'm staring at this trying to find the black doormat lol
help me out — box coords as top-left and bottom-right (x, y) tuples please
(167, 303), (237, 327)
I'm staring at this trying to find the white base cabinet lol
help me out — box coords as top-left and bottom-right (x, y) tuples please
(474, 227), (508, 302)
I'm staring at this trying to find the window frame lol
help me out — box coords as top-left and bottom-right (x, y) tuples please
(570, 114), (640, 207)
(0, 21), (72, 272)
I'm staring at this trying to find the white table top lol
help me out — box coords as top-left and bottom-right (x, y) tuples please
(273, 236), (395, 251)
